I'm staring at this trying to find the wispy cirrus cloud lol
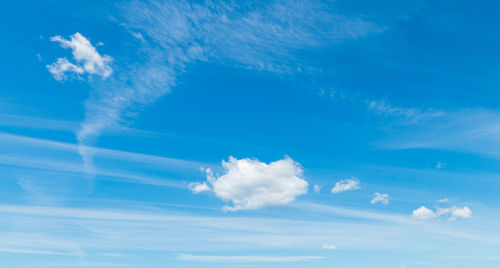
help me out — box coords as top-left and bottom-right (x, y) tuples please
(368, 100), (445, 124)
(44, 0), (383, 172)
(376, 108), (500, 159)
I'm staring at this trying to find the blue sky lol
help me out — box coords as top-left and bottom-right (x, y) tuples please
(1, 0), (500, 267)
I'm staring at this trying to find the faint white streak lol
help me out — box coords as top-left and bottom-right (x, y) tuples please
(0, 132), (205, 170)
(0, 248), (67, 255)
(376, 109), (500, 159)
(321, 243), (336, 250)
(368, 100), (444, 124)
(177, 254), (325, 262)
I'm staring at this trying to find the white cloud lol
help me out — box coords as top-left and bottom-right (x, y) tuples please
(370, 192), (390, 205)
(438, 198), (450, 203)
(322, 244), (336, 250)
(188, 182), (210, 194)
(190, 157), (308, 211)
(331, 178), (361, 194)
(413, 206), (472, 221)
(46, 58), (84, 81)
(48, 32), (112, 80)
(313, 184), (323, 193)
(412, 206), (436, 220)
(436, 162), (445, 169)
(450, 206), (472, 221)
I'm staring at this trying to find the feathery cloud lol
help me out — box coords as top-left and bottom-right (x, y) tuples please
(368, 100), (444, 124)
(52, 0), (382, 173)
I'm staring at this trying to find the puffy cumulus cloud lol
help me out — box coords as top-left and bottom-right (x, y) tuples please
(47, 32), (112, 81)
(450, 206), (472, 221)
(331, 178), (360, 194)
(370, 192), (390, 205)
(190, 157), (308, 211)
(322, 244), (336, 250)
(412, 206), (472, 221)
(413, 206), (436, 220)
(313, 185), (323, 193)
(188, 182), (210, 194)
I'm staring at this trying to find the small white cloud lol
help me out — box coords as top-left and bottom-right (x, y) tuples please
(436, 162), (445, 169)
(47, 58), (84, 81)
(370, 192), (390, 205)
(191, 157), (308, 211)
(188, 182), (210, 194)
(412, 206), (436, 220)
(450, 206), (472, 220)
(331, 178), (360, 194)
(47, 32), (112, 81)
(313, 185), (323, 193)
(322, 244), (336, 250)
(438, 198), (450, 203)
(131, 32), (145, 41)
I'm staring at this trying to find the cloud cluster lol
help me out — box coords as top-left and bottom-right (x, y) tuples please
(47, 33), (112, 81)
(190, 157), (308, 211)
(412, 206), (472, 221)
(331, 178), (360, 194)
(370, 192), (390, 205)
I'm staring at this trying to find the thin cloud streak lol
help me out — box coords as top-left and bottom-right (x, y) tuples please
(0, 132), (206, 170)
(177, 254), (325, 262)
